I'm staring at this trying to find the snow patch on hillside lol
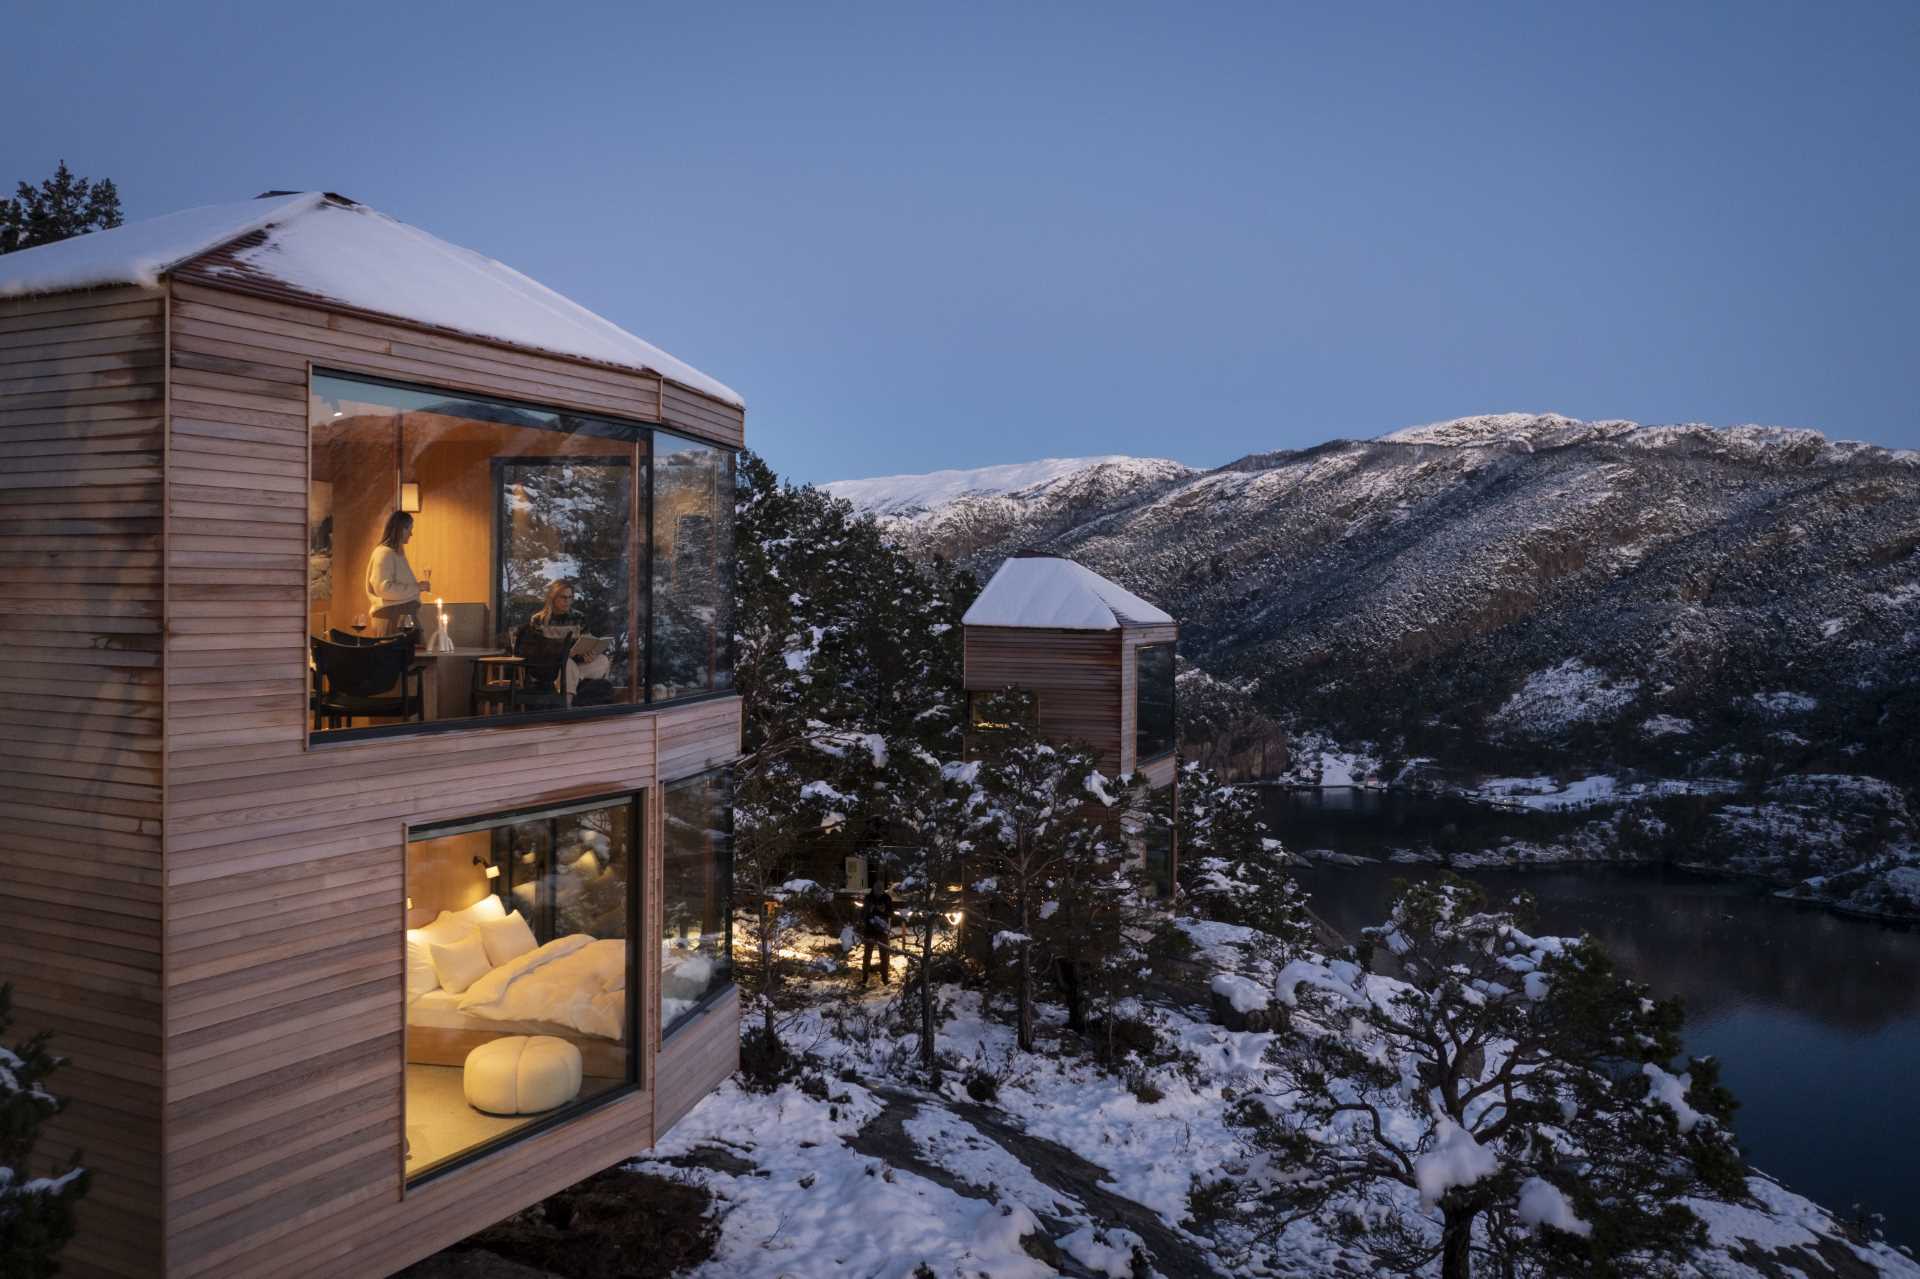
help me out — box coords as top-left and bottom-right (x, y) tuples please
(1492, 660), (1640, 738)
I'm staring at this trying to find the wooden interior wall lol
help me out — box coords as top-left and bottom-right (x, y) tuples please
(312, 408), (637, 636)
(404, 830), (492, 928)
(160, 280), (744, 1278)
(963, 626), (1124, 773)
(0, 284), (167, 1279)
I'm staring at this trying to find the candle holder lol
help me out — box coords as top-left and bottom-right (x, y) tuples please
(427, 597), (456, 652)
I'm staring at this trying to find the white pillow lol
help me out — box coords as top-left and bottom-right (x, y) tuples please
(430, 931), (492, 995)
(406, 914), (478, 1000)
(478, 911), (538, 968)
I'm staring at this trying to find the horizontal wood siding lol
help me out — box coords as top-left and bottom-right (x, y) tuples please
(165, 279), (742, 449)
(0, 285), (167, 1279)
(654, 986), (742, 1136)
(161, 281), (742, 1276)
(964, 626), (1124, 773)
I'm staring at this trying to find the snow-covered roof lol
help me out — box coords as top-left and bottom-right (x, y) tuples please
(0, 192), (740, 407)
(963, 556), (1173, 630)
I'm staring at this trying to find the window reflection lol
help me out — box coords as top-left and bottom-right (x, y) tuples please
(662, 770), (734, 1034)
(1135, 643), (1176, 762)
(652, 435), (735, 701)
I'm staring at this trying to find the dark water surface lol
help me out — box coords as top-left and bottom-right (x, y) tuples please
(1270, 792), (1920, 1251)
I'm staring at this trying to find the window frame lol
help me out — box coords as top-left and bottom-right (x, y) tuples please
(401, 788), (645, 1190)
(306, 367), (737, 746)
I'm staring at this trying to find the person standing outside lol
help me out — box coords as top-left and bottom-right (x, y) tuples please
(859, 874), (896, 988)
(366, 510), (429, 636)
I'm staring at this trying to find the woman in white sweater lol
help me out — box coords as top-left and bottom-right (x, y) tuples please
(365, 510), (430, 635)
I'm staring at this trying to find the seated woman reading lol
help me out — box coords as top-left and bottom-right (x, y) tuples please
(528, 580), (611, 705)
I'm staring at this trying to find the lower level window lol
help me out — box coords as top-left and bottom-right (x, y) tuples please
(662, 770), (733, 1035)
(403, 794), (639, 1183)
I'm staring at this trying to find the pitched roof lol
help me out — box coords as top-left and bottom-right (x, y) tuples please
(962, 556), (1174, 630)
(0, 193), (740, 407)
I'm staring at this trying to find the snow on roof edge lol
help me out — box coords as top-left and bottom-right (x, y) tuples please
(962, 556), (1174, 630)
(0, 193), (324, 298)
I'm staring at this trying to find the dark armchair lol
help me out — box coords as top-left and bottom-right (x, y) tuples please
(510, 628), (572, 713)
(311, 635), (424, 730)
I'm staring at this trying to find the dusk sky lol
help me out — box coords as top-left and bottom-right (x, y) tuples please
(9, 1), (1918, 483)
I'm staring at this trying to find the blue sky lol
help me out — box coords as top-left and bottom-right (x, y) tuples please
(8, 1), (1917, 482)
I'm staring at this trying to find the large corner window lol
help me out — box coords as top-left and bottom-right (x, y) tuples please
(403, 793), (640, 1184)
(306, 371), (734, 740)
(662, 769), (734, 1036)
(1135, 643), (1176, 763)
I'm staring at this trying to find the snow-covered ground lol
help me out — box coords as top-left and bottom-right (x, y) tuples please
(625, 923), (1919, 1278)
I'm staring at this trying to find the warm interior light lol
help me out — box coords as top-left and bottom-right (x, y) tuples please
(484, 865), (500, 880)
(400, 482), (421, 513)
(405, 897), (413, 910)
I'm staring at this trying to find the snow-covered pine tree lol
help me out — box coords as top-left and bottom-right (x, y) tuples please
(0, 162), (122, 255)
(1176, 761), (1311, 950)
(1228, 879), (1745, 1279)
(0, 985), (90, 1279)
(964, 702), (1118, 1053)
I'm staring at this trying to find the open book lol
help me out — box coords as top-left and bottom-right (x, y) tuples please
(568, 633), (612, 663)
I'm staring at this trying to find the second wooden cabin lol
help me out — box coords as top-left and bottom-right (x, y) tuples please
(961, 551), (1179, 892)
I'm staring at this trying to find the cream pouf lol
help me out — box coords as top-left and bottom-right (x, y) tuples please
(463, 1036), (583, 1115)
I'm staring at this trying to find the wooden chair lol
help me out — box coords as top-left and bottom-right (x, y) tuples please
(311, 635), (424, 730)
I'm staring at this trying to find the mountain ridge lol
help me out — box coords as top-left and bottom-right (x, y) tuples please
(827, 414), (1920, 917)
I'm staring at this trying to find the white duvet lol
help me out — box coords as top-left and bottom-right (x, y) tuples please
(457, 935), (626, 1040)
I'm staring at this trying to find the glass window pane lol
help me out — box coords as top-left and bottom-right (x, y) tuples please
(308, 371), (646, 737)
(662, 770), (733, 1034)
(404, 794), (638, 1183)
(652, 434), (735, 700)
(1135, 643), (1176, 762)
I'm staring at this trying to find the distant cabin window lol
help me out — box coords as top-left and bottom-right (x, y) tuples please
(306, 371), (735, 741)
(662, 769), (735, 1035)
(404, 793), (640, 1184)
(1135, 643), (1176, 762)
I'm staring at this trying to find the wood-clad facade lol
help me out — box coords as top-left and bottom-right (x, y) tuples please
(963, 621), (1177, 783)
(0, 284), (170, 1279)
(1, 262), (744, 1277)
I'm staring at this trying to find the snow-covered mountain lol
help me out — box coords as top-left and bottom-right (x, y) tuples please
(823, 455), (1184, 519)
(835, 413), (1920, 767)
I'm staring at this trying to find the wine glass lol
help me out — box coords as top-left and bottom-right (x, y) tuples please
(350, 612), (370, 634)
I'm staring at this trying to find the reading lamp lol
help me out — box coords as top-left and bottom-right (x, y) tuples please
(472, 855), (501, 880)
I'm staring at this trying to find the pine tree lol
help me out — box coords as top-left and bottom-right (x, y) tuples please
(1176, 762), (1312, 949)
(0, 985), (91, 1279)
(1228, 879), (1745, 1279)
(0, 162), (123, 255)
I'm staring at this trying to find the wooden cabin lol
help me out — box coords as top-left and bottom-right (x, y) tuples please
(0, 193), (744, 1277)
(961, 553), (1179, 892)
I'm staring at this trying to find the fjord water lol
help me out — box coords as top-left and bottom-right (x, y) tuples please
(1271, 793), (1920, 1251)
